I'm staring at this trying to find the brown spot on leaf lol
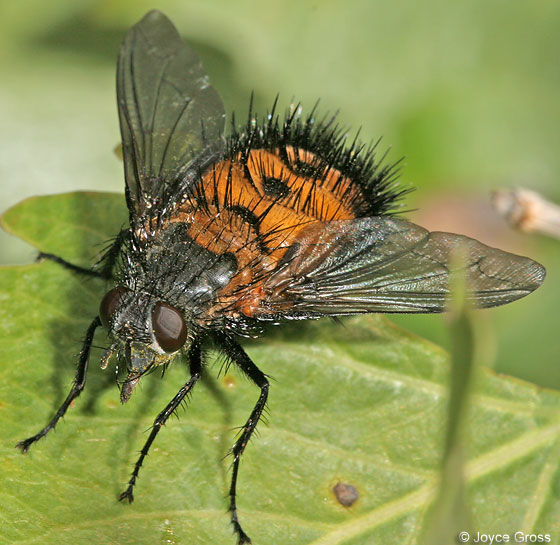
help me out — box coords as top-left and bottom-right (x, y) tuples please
(333, 482), (359, 507)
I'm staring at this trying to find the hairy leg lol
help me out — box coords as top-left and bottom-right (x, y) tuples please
(119, 339), (203, 502)
(38, 228), (128, 279)
(16, 316), (102, 452)
(214, 333), (269, 545)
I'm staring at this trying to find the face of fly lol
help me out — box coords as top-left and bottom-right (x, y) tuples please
(98, 286), (188, 402)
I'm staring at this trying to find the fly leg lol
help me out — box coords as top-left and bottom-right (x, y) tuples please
(38, 252), (102, 277)
(16, 316), (102, 452)
(214, 333), (269, 545)
(38, 228), (128, 279)
(119, 339), (203, 503)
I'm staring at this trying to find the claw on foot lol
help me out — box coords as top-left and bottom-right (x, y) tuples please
(15, 438), (36, 454)
(232, 520), (252, 544)
(119, 488), (134, 503)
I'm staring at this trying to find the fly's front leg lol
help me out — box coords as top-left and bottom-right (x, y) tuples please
(119, 339), (203, 503)
(38, 228), (128, 279)
(214, 333), (269, 545)
(16, 316), (101, 452)
(37, 252), (102, 278)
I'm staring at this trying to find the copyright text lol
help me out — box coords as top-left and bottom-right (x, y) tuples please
(457, 532), (551, 543)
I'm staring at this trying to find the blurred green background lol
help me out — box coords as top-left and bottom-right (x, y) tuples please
(1, 0), (558, 387)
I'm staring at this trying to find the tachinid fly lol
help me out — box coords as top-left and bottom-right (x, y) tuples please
(17, 10), (545, 544)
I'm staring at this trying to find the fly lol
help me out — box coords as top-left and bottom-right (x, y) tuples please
(17, 10), (545, 544)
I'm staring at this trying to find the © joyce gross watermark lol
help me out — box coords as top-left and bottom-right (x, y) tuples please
(457, 532), (551, 543)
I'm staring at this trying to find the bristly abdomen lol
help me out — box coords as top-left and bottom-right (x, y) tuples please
(223, 99), (412, 219)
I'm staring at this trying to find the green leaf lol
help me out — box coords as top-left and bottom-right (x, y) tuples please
(420, 266), (474, 545)
(1, 192), (127, 265)
(1, 193), (559, 545)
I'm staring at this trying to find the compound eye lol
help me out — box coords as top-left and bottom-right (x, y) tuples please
(152, 302), (187, 353)
(99, 286), (130, 328)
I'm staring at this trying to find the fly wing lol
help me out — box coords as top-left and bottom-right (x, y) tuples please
(117, 10), (225, 219)
(256, 217), (545, 317)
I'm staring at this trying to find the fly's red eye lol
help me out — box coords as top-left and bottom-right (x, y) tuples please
(152, 302), (187, 353)
(99, 286), (129, 328)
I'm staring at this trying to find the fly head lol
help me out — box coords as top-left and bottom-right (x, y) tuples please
(98, 286), (189, 402)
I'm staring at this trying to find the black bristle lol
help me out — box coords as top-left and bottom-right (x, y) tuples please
(223, 100), (411, 218)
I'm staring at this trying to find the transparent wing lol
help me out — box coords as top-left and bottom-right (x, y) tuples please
(257, 217), (545, 317)
(117, 10), (225, 217)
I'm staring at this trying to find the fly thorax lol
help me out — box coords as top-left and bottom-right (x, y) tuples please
(140, 222), (239, 308)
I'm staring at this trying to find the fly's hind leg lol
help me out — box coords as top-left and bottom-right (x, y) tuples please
(214, 333), (269, 545)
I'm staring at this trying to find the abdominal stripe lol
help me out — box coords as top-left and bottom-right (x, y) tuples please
(262, 176), (291, 199)
(226, 205), (271, 254)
